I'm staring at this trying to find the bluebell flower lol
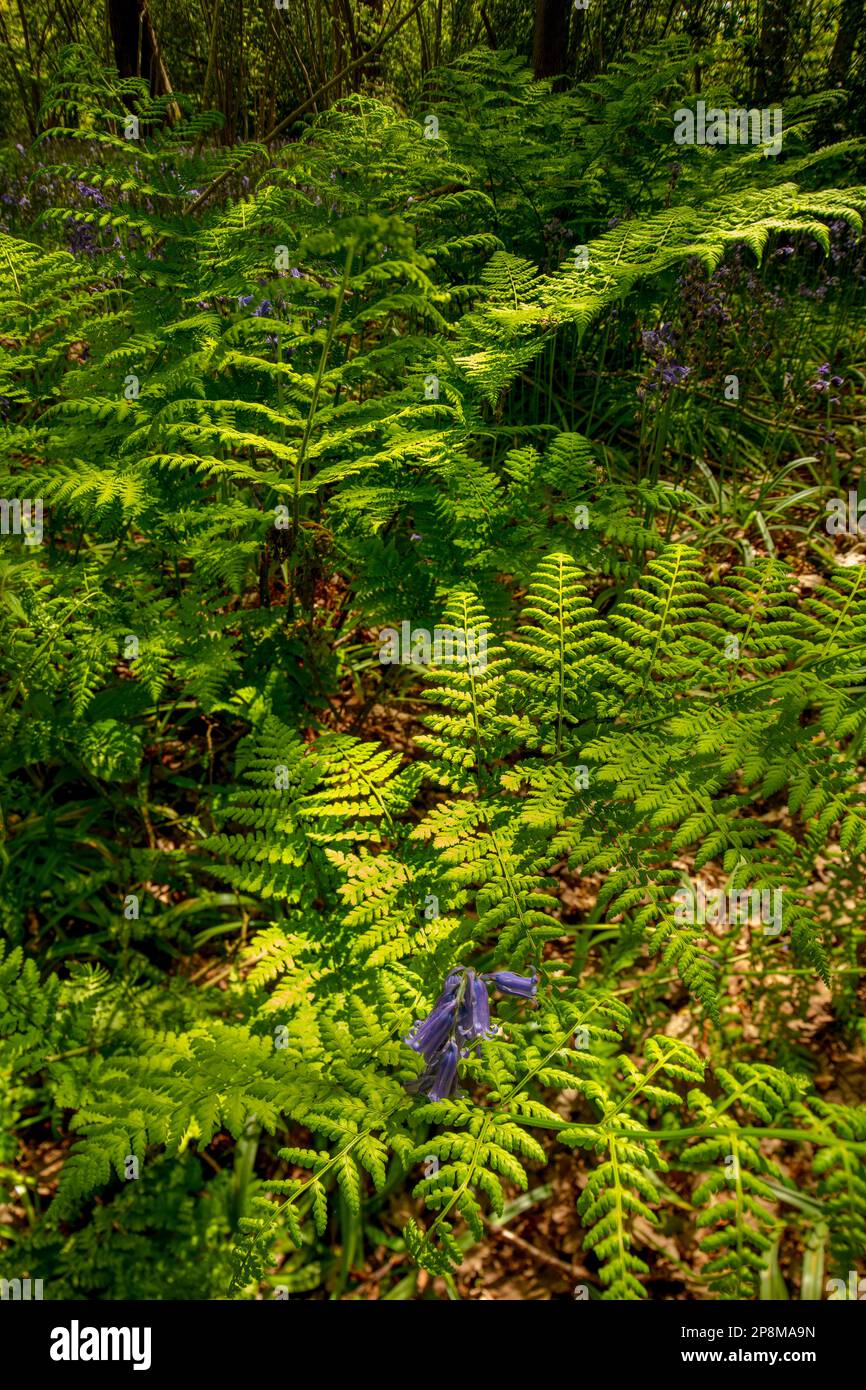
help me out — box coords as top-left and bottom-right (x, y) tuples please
(253, 299), (273, 317)
(75, 181), (108, 209)
(65, 216), (99, 257)
(427, 1040), (459, 1101)
(405, 1038), (460, 1100)
(482, 970), (539, 999)
(237, 294), (254, 307)
(809, 364), (845, 396)
(660, 363), (689, 386)
(404, 965), (537, 1100)
(641, 324), (675, 360)
(406, 994), (458, 1058)
(457, 973), (492, 1043)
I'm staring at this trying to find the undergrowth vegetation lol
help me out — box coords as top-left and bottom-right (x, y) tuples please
(1, 14), (865, 1301)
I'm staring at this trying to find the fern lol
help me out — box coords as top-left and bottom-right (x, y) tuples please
(3, 36), (866, 1306)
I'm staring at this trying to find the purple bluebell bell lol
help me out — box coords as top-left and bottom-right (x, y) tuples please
(482, 970), (539, 999)
(405, 1038), (459, 1099)
(237, 293), (254, 307)
(427, 1040), (459, 1102)
(405, 993), (458, 1058)
(457, 972), (492, 1044)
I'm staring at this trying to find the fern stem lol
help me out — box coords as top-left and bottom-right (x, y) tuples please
(290, 241), (355, 549)
(502, 1114), (866, 1153)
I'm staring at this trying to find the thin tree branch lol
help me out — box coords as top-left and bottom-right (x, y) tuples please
(180, 0), (428, 220)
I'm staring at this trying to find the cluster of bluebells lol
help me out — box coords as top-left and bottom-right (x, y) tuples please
(0, 186), (29, 214)
(637, 322), (690, 399)
(827, 218), (866, 280)
(236, 293), (298, 355)
(651, 249), (802, 403)
(808, 362), (844, 403)
(62, 181), (112, 256)
(796, 222), (865, 301)
(74, 181), (109, 210)
(801, 363), (845, 449)
(679, 251), (784, 353)
(676, 256), (735, 333)
(238, 294), (274, 317)
(65, 216), (100, 257)
(404, 966), (538, 1101)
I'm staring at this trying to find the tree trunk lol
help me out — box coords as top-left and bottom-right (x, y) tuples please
(108, 0), (172, 94)
(532, 0), (570, 80)
(828, 0), (864, 89)
(752, 0), (790, 103)
(340, 0), (383, 88)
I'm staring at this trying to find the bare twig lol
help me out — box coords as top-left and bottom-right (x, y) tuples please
(180, 0), (428, 221)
